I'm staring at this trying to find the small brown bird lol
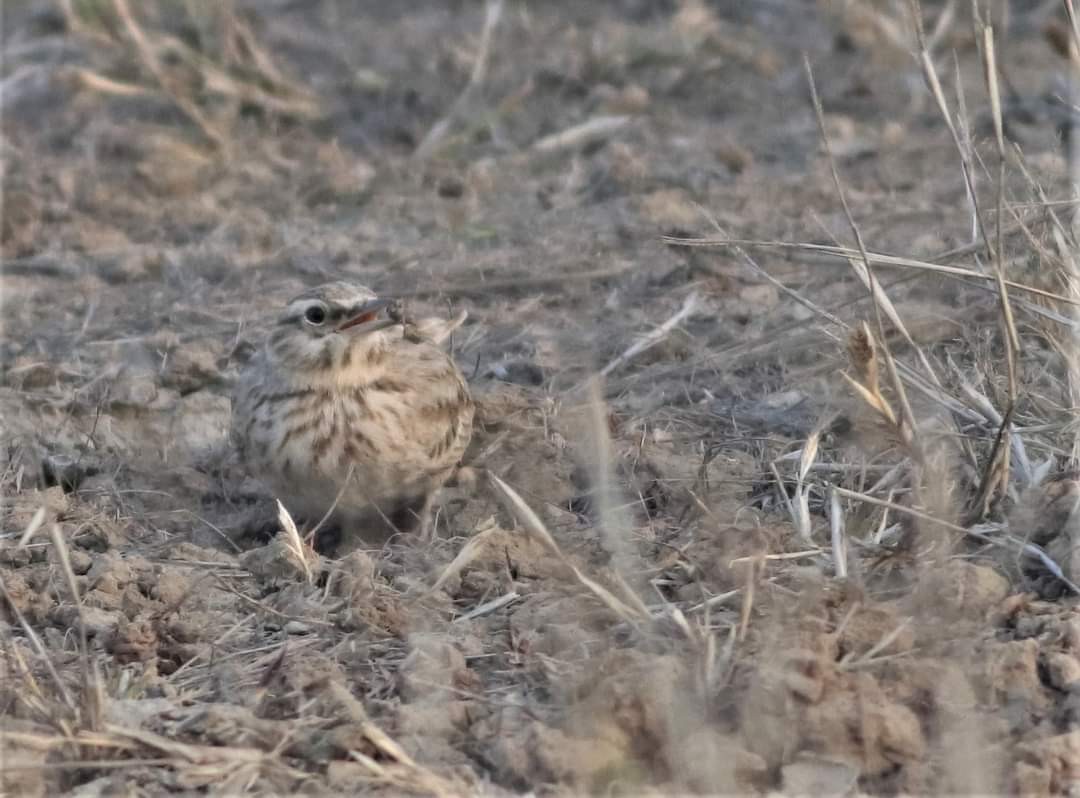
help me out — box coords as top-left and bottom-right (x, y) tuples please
(231, 281), (473, 544)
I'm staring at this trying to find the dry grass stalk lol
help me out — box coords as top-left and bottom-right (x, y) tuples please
(16, 506), (45, 546)
(845, 322), (897, 426)
(835, 487), (1080, 596)
(407, 265), (634, 299)
(1066, 0), (1080, 55)
(683, 204), (983, 547)
(4, 641), (49, 717)
(684, 588), (740, 615)
(63, 0), (319, 151)
(965, 404), (1015, 524)
(47, 523), (105, 733)
(971, 21), (1019, 515)
(769, 461), (799, 539)
(453, 590), (520, 622)
(693, 210), (849, 329)
(952, 377), (1031, 484)
(804, 57), (997, 562)
(0, 573), (77, 717)
(580, 379), (649, 606)
(488, 472), (650, 625)
(275, 500), (312, 584)
(804, 56), (938, 406)
(844, 323), (903, 439)
(109, 0), (226, 149)
(327, 681), (464, 796)
(414, 0), (504, 159)
(68, 67), (154, 98)
(104, 723), (269, 767)
(167, 612), (257, 680)
(907, 5), (1037, 526)
(952, 50), (979, 245)
(736, 556), (757, 643)
(597, 292), (698, 378)
(794, 429), (821, 543)
(728, 550), (823, 567)
(842, 315), (971, 554)
(925, 0), (958, 52)
(1058, 0), (1080, 587)
(908, 0), (991, 253)
(531, 115), (633, 153)
(429, 516), (503, 593)
(830, 488), (848, 579)
(661, 237), (1080, 306)
(839, 619), (911, 669)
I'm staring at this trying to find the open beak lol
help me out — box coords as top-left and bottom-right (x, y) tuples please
(337, 298), (395, 335)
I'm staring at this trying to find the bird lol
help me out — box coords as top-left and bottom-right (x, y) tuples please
(230, 281), (474, 546)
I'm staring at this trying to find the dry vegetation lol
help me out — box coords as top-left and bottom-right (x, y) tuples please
(3, 0), (1080, 794)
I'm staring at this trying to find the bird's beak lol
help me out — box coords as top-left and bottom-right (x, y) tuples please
(338, 298), (395, 335)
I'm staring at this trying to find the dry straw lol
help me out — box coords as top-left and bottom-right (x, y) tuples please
(488, 472), (652, 627)
(275, 500), (312, 584)
(61, 0), (319, 152)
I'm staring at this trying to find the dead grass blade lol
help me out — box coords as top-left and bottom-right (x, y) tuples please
(845, 323), (901, 427)
(110, 0), (226, 149)
(839, 618), (911, 669)
(531, 114), (632, 153)
(0, 573), (77, 716)
(105, 723), (264, 765)
(776, 428), (822, 545)
(454, 590), (520, 622)
(737, 557), (757, 643)
(830, 489), (848, 579)
(414, 0), (504, 159)
(804, 55), (941, 407)
(328, 681), (463, 797)
(580, 379), (649, 612)
(660, 237), (1080, 306)
(689, 206), (848, 330)
(834, 487), (1080, 596)
(401, 263), (633, 298)
(597, 292), (698, 378)
(275, 501), (312, 584)
(965, 404), (1015, 524)
(488, 472), (650, 626)
(67, 67), (155, 98)
(48, 523), (105, 732)
(487, 472), (561, 555)
(429, 517), (502, 594)
(979, 20), (1019, 508)
(908, 0), (991, 251)
(16, 507), (46, 547)
(65, 0), (321, 152)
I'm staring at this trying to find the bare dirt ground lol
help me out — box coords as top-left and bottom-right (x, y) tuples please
(3, 0), (1080, 794)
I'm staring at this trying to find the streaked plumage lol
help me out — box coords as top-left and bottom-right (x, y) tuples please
(231, 281), (473, 542)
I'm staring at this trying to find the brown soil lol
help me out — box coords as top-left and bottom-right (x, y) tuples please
(3, 1), (1080, 795)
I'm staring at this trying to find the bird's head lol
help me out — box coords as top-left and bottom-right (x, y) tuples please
(268, 281), (400, 373)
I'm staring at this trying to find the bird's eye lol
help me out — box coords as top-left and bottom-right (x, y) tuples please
(304, 305), (327, 325)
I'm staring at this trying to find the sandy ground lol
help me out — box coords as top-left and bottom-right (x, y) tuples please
(3, 0), (1080, 794)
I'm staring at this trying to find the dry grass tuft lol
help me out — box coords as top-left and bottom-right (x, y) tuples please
(61, 0), (318, 151)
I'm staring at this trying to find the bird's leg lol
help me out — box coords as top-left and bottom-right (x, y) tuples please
(417, 491), (440, 543)
(387, 492), (439, 541)
(311, 521), (344, 554)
